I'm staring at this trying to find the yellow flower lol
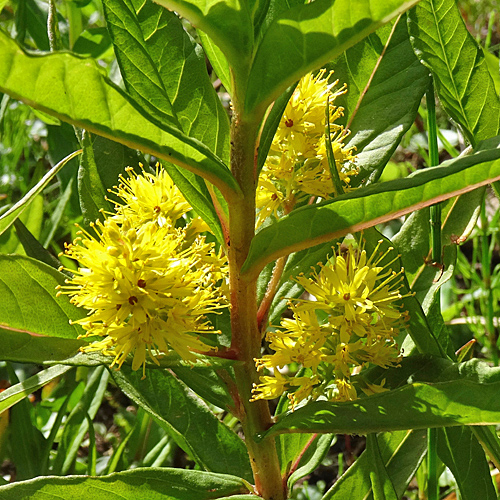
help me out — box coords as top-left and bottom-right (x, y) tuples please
(256, 69), (358, 225)
(58, 167), (227, 377)
(251, 237), (407, 407)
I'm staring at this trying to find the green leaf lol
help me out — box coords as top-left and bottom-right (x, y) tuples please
(331, 15), (430, 186)
(153, 0), (253, 80)
(0, 468), (250, 499)
(483, 49), (500, 96)
(437, 426), (497, 500)
(472, 425), (500, 471)
(103, 0), (230, 161)
(365, 434), (398, 500)
(241, 136), (500, 279)
(285, 433), (334, 489)
(0, 364), (73, 414)
(163, 163), (225, 245)
(408, 0), (500, 146)
(72, 27), (113, 58)
(323, 430), (427, 499)
(0, 31), (240, 199)
(198, 30), (231, 93)
(112, 366), (253, 481)
(0, 255), (85, 339)
(52, 366), (110, 475)
(259, 357), (500, 439)
(245, 0), (421, 117)
(0, 150), (81, 237)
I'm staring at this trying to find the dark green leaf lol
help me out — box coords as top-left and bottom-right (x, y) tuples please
(112, 366), (253, 481)
(0, 255), (85, 339)
(365, 434), (398, 500)
(242, 136), (500, 279)
(0, 468), (250, 499)
(323, 430), (427, 499)
(408, 0), (500, 146)
(72, 27), (113, 58)
(437, 426), (497, 500)
(0, 31), (240, 199)
(245, 0), (421, 117)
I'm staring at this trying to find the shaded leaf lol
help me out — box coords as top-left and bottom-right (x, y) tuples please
(112, 366), (253, 481)
(365, 433), (398, 500)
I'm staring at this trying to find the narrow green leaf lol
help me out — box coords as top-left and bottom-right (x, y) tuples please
(242, 136), (500, 279)
(286, 434), (334, 489)
(0, 365), (72, 414)
(153, 0), (254, 79)
(13, 219), (62, 271)
(245, 0), (421, 117)
(483, 49), (500, 96)
(437, 426), (497, 500)
(103, 0), (230, 161)
(323, 430), (427, 500)
(0, 150), (81, 237)
(198, 30), (231, 93)
(52, 366), (109, 475)
(112, 367), (253, 481)
(0, 31), (240, 199)
(332, 15), (430, 186)
(473, 425), (500, 471)
(0, 468), (249, 500)
(408, 0), (500, 145)
(365, 434), (398, 500)
(0, 255), (85, 339)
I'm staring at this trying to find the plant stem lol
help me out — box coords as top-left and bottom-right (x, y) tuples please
(426, 78), (440, 500)
(228, 113), (285, 500)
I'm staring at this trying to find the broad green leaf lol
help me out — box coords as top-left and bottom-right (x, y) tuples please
(0, 468), (249, 499)
(0, 255), (85, 339)
(408, 0), (500, 146)
(259, 377), (500, 438)
(483, 49), (500, 96)
(241, 136), (500, 279)
(153, 0), (253, 81)
(112, 366), (253, 481)
(52, 366), (109, 475)
(365, 434), (398, 500)
(323, 430), (427, 500)
(245, 0), (421, 117)
(331, 15), (430, 186)
(0, 364), (72, 414)
(0, 150), (81, 237)
(472, 425), (500, 471)
(103, 0), (230, 161)
(0, 31), (240, 199)
(437, 426), (497, 500)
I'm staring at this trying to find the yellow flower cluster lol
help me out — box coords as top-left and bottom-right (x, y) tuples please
(256, 70), (358, 226)
(58, 166), (227, 377)
(251, 239), (407, 408)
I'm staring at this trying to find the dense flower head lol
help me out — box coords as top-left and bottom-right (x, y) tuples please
(251, 238), (408, 408)
(256, 69), (358, 226)
(58, 165), (227, 377)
